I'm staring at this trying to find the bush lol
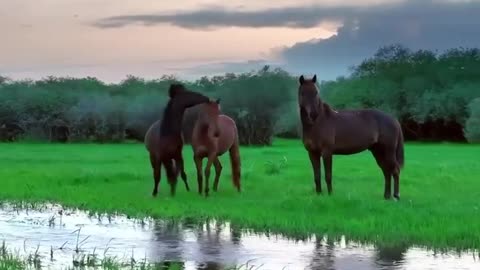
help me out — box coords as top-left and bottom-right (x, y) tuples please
(2, 45), (480, 144)
(217, 67), (296, 145)
(465, 98), (480, 143)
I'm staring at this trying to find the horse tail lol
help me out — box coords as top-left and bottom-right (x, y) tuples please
(229, 137), (241, 192)
(396, 127), (405, 169)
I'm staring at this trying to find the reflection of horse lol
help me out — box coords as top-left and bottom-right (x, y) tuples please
(298, 75), (405, 200)
(308, 235), (335, 270)
(374, 244), (408, 270)
(191, 99), (241, 197)
(144, 84), (210, 196)
(149, 220), (186, 263)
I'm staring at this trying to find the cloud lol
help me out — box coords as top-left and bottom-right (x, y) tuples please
(92, 0), (480, 81)
(178, 59), (283, 78)
(92, 3), (397, 29)
(277, 0), (480, 80)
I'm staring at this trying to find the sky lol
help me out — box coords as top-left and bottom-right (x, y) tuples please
(1, 0), (479, 82)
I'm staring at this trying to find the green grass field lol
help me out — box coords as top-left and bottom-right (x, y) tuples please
(0, 139), (479, 251)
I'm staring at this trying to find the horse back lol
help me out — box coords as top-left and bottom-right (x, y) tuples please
(192, 114), (237, 157)
(336, 108), (400, 145)
(144, 120), (160, 153)
(211, 115), (236, 155)
(315, 109), (393, 154)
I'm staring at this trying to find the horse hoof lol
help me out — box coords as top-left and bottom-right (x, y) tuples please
(152, 191), (158, 197)
(394, 195), (400, 201)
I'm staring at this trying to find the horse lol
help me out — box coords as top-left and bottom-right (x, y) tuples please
(144, 83), (211, 197)
(298, 75), (404, 200)
(191, 99), (241, 197)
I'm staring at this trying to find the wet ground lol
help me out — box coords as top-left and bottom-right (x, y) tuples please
(0, 203), (478, 269)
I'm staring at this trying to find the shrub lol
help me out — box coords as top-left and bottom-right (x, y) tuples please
(465, 98), (480, 143)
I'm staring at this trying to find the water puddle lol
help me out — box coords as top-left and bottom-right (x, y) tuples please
(0, 203), (478, 269)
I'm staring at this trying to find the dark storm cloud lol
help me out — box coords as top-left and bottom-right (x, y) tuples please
(92, 3), (391, 29)
(92, 0), (480, 80)
(279, 0), (480, 80)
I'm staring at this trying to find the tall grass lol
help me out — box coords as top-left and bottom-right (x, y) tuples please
(0, 139), (479, 251)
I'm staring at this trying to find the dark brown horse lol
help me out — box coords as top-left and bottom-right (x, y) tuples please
(298, 75), (404, 200)
(144, 83), (211, 196)
(191, 99), (241, 197)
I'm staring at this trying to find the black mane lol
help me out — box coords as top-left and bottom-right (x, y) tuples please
(159, 99), (180, 136)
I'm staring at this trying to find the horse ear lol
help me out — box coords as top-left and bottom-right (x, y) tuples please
(299, 75), (305, 85)
(168, 84), (184, 98)
(312, 74), (317, 83)
(215, 98), (221, 104)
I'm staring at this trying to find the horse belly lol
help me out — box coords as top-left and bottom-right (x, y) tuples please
(333, 146), (368, 155)
(333, 132), (375, 155)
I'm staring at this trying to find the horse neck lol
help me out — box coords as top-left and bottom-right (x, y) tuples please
(300, 99), (332, 133)
(159, 102), (186, 137)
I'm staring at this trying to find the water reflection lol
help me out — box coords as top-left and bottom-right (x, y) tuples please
(0, 203), (478, 270)
(374, 244), (408, 269)
(308, 236), (335, 270)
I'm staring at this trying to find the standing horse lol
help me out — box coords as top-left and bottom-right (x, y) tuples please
(191, 99), (241, 197)
(144, 83), (211, 197)
(298, 75), (404, 200)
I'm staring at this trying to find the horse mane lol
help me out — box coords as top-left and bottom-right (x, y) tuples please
(317, 98), (338, 118)
(169, 83), (185, 98)
(322, 101), (338, 117)
(159, 100), (177, 136)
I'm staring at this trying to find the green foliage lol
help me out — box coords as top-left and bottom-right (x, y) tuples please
(323, 44), (480, 141)
(465, 98), (480, 143)
(215, 67), (296, 145)
(1, 141), (480, 250)
(1, 44), (480, 143)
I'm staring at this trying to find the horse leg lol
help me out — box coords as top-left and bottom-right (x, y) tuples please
(194, 155), (203, 195)
(322, 152), (333, 195)
(213, 157), (222, 192)
(381, 168), (392, 200)
(164, 159), (177, 196)
(308, 151), (322, 194)
(371, 146), (395, 200)
(393, 171), (400, 201)
(204, 153), (216, 197)
(174, 154), (190, 191)
(150, 154), (161, 197)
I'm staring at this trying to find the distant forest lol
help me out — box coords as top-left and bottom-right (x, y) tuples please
(1, 44), (479, 145)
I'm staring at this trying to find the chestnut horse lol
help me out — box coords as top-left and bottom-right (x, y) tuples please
(144, 83), (211, 197)
(191, 99), (241, 197)
(298, 75), (404, 200)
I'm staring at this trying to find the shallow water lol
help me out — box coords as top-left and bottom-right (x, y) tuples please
(0, 203), (478, 270)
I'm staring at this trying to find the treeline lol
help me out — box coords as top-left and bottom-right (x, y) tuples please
(1, 44), (479, 144)
(320, 44), (480, 142)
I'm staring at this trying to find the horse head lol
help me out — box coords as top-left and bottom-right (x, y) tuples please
(168, 83), (210, 110)
(298, 75), (321, 124)
(202, 98), (221, 138)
